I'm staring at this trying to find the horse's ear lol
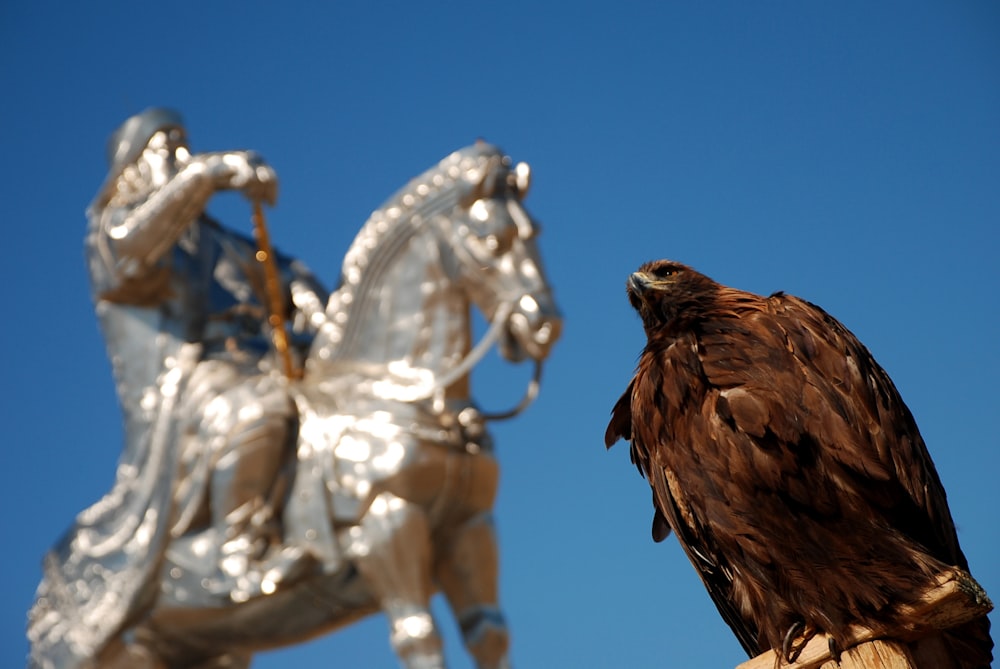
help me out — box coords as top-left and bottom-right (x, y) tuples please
(512, 162), (531, 200)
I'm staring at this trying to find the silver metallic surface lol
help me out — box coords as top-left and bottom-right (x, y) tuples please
(29, 113), (561, 669)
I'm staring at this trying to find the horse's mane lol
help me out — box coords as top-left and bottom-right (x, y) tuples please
(308, 141), (507, 371)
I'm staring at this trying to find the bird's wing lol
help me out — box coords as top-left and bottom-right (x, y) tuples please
(687, 293), (960, 556)
(605, 380), (634, 447)
(649, 461), (763, 656)
(627, 337), (765, 655)
(608, 379), (673, 542)
(764, 295), (963, 565)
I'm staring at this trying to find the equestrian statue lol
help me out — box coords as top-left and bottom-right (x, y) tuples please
(28, 108), (562, 669)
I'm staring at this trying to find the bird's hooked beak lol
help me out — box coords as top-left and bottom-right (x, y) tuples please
(627, 272), (658, 314)
(627, 270), (679, 326)
(628, 271), (673, 303)
(629, 270), (681, 294)
(628, 272), (655, 294)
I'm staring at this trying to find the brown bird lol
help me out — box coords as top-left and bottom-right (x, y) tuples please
(605, 259), (992, 667)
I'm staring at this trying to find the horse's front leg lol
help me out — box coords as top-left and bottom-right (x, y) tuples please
(436, 511), (510, 669)
(344, 491), (445, 669)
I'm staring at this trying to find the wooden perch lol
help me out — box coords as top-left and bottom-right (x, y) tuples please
(736, 569), (992, 669)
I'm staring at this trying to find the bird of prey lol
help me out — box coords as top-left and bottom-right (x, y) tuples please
(605, 259), (992, 667)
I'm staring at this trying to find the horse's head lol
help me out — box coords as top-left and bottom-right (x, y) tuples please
(438, 143), (562, 364)
(308, 143), (561, 405)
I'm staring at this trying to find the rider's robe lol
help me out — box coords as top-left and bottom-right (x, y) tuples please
(28, 211), (328, 669)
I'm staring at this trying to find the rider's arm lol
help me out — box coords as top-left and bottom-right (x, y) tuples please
(100, 152), (277, 281)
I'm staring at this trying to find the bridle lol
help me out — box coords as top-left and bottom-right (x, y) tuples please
(253, 169), (547, 421)
(367, 293), (544, 422)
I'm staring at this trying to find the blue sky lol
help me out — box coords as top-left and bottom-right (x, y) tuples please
(3, 2), (998, 667)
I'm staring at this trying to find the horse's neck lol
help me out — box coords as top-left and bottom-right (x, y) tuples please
(348, 263), (470, 373)
(308, 226), (473, 391)
(306, 145), (497, 393)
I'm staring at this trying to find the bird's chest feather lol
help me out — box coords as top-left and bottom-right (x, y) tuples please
(630, 338), (716, 466)
(630, 331), (784, 506)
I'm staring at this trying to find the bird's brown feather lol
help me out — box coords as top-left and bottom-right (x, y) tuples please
(606, 260), (991, 666)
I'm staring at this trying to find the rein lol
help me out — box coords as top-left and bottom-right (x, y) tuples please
(479, 357), (542, 422)
(371, 296), (543, 422)
(251, 200), (299, 379)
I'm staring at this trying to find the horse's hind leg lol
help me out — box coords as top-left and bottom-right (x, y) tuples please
(346, 492), (445, 669)
(436, 512), (510, 669)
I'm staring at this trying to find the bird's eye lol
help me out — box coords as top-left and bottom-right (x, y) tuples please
(655, 266), (679, 278)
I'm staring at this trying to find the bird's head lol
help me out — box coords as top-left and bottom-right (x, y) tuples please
(627, 259), (717, 334)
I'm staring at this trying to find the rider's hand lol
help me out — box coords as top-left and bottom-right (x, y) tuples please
(202, 151), (279, 206)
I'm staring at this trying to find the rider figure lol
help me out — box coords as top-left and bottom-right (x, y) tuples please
(29, 108), (327, 667)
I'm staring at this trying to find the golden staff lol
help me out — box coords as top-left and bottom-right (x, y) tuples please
(251, 200), (300, 379)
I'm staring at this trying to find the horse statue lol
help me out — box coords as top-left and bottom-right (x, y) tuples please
(30, 140), (561, 669)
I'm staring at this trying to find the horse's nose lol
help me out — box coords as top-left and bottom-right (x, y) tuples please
(507, 294), (562, 361)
